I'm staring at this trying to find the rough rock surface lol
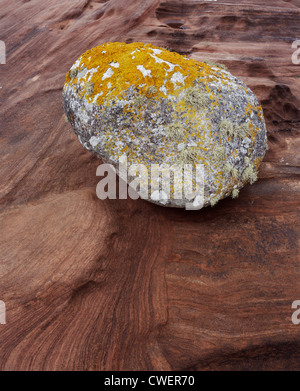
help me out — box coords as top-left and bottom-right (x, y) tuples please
(63, 42), (267, 208)
(0, 0), (300, 371)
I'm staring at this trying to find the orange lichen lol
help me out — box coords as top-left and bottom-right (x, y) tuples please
(64, 42), (231, 106)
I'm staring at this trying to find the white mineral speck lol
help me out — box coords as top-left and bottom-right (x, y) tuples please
(159, 85), (168, 95)
(102, 68), (114, 80)
(149, 53), (176, 72)
(110, 62), (120, 68)
(86, 67), (99, 82)
(92, 92), (103, 104)
(152, 49), (162, 55)
(171, 72), (185, 85)
(192, 195), (203, 208)
(89, 136), (101, 147)
(137, 65), (152, 78)
(243, 137), (251, 145)
(151, 190), (168, 204)
(119, 155), (127, 164)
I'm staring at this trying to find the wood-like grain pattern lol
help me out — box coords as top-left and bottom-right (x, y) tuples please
(0, 0), (300, 370)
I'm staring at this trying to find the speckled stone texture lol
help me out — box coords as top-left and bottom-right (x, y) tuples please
(63, 42), (268, 208)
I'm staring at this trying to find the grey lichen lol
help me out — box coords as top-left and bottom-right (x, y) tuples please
(185, 87), (209, 111)
(235, 122), (249, 137)
(244, 156), (250, 165)
(147, 86), (157, 96)
(223, 162), (232, 174)
(219, 119), (234, 137)
(216, 63), (229, 72)
(70, 68), (78, 79)
(178, 147), (199, 165)
(212, 145), (225, 161)
(242, 164), (258, 184)
(224, 163), (238, 178)
(231, 167), (238, 179)
(134, 94), (147, 107)
(203, 59), (228, 72)
(64, 115), (69, 123)
(220, 120), (250, 139)
(85, 82), (94, 96)
(165, 123), (186, 141)
(210, 196), (219, 207)
(232, 189), (239, 198)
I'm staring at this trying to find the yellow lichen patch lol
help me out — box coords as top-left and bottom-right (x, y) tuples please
(64, 42), (232, 106)
(245, 102), (255, 117)
(256, 105), (265, 122)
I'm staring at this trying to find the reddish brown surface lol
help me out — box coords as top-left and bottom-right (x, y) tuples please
(0, 0), (300, 370)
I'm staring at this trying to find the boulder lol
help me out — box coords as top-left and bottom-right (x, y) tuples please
(63, 42), (268, 208)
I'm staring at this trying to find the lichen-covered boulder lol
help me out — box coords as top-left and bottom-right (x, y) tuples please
(63, 42), (268, 208)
